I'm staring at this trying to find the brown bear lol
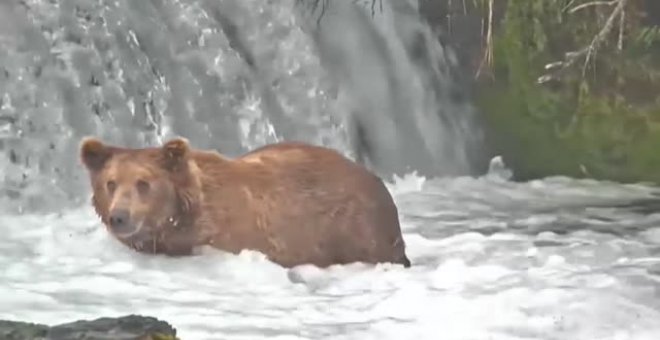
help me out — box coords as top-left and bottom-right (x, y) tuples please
(78, 137), (411, 268)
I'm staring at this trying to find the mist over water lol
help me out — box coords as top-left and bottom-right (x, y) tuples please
(0, 0), (483, 214)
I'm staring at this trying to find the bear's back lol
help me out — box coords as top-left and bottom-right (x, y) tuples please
(237, 142), (387, 199)
(192, 141), (408, 267)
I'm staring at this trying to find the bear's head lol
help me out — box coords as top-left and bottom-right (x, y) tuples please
(79, 137), (202, 248)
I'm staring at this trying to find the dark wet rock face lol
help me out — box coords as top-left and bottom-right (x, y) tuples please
(0, 315), (178, 340)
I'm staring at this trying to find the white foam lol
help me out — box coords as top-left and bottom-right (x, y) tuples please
(2, 173), (660, 339)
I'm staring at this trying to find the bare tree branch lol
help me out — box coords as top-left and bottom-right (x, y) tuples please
(370, 0), (382, 17)
(294, 0), (329, 25)
(568, 0), (616, 14)
(580, 0), (628, 76)
(618, 3), (625, 50)
(538, 0), (629, 83)
(476, 0), (494, 78)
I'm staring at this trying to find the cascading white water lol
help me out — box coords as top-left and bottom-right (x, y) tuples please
(5, 2), (660, 340)
(0, 0), (484, 214)
(302, 0), (483, 178)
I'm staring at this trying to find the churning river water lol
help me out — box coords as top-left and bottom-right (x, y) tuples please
(2, 0), (660, 339)
(2, 165), (660, 340)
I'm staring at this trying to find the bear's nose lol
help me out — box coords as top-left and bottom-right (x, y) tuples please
(108, 209), (131, 231)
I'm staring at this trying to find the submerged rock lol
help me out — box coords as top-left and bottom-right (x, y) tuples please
(0, 314), (179, 340)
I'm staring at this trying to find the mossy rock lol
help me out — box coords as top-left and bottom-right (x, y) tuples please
(0, 315), (180, 340)
(0, 320), (49, 340)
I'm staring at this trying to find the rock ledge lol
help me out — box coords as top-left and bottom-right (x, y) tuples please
(0, 314), (179, 340)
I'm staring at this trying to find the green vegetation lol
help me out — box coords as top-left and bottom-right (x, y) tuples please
(474, 0), (660, 182)
(301, 0), (660, 182)
(149, 332), (182, 340)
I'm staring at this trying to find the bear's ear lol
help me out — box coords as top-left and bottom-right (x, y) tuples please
(80, 137), (113, 172)
(161, 137), (190, 171)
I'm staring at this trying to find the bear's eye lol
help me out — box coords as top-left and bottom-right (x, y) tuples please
(106, 180), (116, 193)
(136, 179), (150, 195)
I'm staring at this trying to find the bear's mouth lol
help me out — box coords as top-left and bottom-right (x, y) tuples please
(118, 222), (166, 253)
(113, 221), (151, 241)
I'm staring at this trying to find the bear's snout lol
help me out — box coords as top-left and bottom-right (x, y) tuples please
(108, 209), (136, 235)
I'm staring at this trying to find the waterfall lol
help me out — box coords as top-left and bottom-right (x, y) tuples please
(304, 0), (484, 179)
(0, 0), (484, 213)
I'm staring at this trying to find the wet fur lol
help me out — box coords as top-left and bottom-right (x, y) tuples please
(80, 137), (411, 268)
